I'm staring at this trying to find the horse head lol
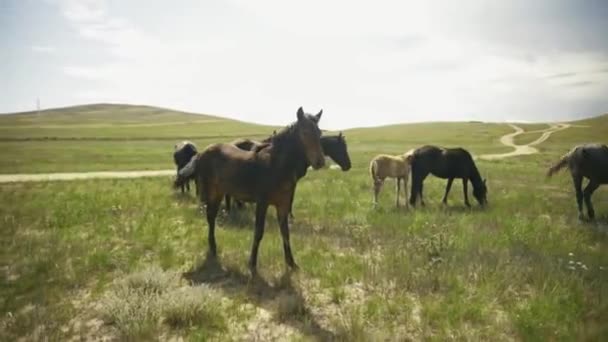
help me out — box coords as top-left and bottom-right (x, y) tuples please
(296, 107), (325, 169)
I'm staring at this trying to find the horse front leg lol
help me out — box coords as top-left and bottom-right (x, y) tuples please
(373, 179), (383, 207)
(583, 179), (600, 220)
(288, 183), (297, 219)
(442, 178), (454, 205)
(462, 178), (471, 207)
(249, 200), (269, 273)
(224, 195), (232, 212)
(276, 199), (298, 270)
(572, 173), (584, 219)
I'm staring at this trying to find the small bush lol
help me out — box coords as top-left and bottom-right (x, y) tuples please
(99, 267), (226, 338)
(161, 286), (226, 330)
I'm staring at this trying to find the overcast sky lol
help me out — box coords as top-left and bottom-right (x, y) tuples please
(1, 0), (607, 129)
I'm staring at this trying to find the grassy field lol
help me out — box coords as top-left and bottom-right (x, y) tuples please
(1, 105), (607, 341)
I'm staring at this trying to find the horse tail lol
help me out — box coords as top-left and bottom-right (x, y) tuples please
(369, 159), (381, 184)
(547, 150), (571, 178)
(174, 155), (198, 189)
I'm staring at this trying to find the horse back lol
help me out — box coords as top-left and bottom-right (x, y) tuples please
(371, 154), (409, 178)
(198, 143), (279, 201)
(572, 144), (608, 183)
(412, 145), (476, 179)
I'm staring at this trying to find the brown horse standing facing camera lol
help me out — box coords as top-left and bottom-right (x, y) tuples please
(547, 143), (608, 220)
(176, 107), (325, 273)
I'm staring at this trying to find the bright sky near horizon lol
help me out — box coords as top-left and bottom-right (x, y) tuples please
(1, 0), (608, 129)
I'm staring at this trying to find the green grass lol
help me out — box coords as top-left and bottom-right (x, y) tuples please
(1, 105), (607, 340)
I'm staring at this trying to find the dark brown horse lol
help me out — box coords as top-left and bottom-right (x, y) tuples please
(176, 107), (325, 272)
(173, 141), (198, 193)
(225, 132), (352, 216)
(547, 143), (608, 220)
(409, 145), (487, 207)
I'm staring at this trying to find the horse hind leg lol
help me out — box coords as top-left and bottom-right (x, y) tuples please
(395, 177), (401, 208)
(276, 199), (298, 270)
(205, 196), (222, 257)
(403, 174), (409, 209)
(373, 179), (383, 206)
(571, 173), (584, 219)
(409, 175), (420, 207)
(583, 179), (600, 220)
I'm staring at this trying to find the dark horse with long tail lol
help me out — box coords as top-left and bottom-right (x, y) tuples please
(409, 145), (487, 207)
(547, 143), (608, 220)
(173, 141), (198, 193)
(225, 132), (352, 216)
(175, 107), (325, 272)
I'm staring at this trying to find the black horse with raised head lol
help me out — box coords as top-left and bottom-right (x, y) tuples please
(173, 141), (198, 193)
(409, 145), (487, 207)
(547, 143), (608, 220)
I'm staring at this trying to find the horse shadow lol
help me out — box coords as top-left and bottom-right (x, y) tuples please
(183, 254), (336, 341)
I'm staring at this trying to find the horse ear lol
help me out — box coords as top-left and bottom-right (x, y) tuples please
(314, 109), (323, 122)
(483, 178), (487, 185)
(338, 131), (342, 138)
(297, 107), (304, 120)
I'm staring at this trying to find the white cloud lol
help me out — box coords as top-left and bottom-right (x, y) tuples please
(46, 0), (608, 128)
(31, 45), (57, 54)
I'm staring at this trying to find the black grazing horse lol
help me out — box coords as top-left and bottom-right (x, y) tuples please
(173, 141), (198, 193)
(175, 107), (325, 272)
(225, 132), (352, 216)
(409, 145), (487, 207)
(547, 143), (608, 220)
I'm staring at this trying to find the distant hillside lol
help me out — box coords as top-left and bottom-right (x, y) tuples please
(0, 103), (225, 125)
(0, 103), (279, 140)
(569, 113), (608, 125)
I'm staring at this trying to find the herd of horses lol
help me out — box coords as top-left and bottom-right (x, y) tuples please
(173, 107), (607, 272)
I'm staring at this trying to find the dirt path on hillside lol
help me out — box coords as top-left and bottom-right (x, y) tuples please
(0, 170), (175, 183)
(479, 123), (570, 160)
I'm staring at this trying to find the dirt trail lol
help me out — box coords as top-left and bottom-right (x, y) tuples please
(0, 170), (175, 183)
(479, 123), (570, 160)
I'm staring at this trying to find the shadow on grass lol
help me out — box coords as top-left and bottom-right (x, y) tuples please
(172, 191), (197, 204)
(183, 254), (336, 341)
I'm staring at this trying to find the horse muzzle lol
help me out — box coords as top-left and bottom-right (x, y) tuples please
(312, 157), (325, 170)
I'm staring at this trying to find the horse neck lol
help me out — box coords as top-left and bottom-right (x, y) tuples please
(269, 125), (306, 176)
(468, 162), (483, 188)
